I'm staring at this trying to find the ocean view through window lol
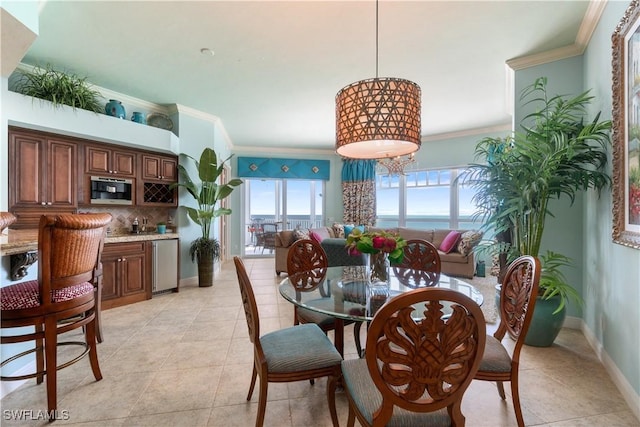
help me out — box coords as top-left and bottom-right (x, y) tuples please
(376, 167), (480, 230)
(244, 179), (324, 255)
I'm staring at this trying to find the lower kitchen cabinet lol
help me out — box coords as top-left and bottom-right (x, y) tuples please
(101, 241), (151, 309)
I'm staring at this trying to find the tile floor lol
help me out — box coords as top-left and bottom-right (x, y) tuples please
(1, 258), (638, 426)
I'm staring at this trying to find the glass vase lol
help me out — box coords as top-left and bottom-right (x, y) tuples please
(368, 252), (390, 316)
(369, 252), (390, 285)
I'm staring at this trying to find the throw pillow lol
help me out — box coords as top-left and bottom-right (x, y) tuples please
(293, 228), (310, 241)
(457, 230), (483, 256)
(439, 230), (462, 253)
(343, 224), (364, 237)
(332, 223), (346, 238)
(309, 230), (324, 243)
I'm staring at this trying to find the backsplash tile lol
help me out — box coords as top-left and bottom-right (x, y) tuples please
(80, 207), (177, 234)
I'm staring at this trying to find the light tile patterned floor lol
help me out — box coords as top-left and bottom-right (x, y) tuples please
(1, 258), (637, 426)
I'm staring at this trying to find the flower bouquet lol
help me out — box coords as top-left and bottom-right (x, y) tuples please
(346, 229), (407, 285)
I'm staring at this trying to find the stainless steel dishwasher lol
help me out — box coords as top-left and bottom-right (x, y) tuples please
(152, 239), (179, 293)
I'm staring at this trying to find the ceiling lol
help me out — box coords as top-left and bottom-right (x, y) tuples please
(14, 1), (597, 152)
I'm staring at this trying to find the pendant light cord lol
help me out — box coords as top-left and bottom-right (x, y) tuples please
(375, 0), (379, 78)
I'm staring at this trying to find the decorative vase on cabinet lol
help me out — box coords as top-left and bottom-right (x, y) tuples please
(105, 99), (125, 119)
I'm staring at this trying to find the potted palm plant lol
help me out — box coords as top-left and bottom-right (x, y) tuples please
(171, 148), (243, 287)
(462, 77), (611, 346)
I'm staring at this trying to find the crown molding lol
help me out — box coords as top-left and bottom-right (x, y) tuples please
(174, 103), (220, 124)
(576, 0), (608, 49)
(507, 0), (607, 71)
(506, 44), (584, 71)
(422, 122), (512, 143)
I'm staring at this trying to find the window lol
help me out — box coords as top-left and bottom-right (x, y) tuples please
(244, 179), (324, 255)
(376, 168), (480, 230)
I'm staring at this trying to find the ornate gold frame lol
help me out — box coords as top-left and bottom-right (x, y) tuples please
(612, 0), (640, 249)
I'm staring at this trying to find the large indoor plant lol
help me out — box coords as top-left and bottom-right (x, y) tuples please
(12, 64), (103, 113)
(172, 148), (242, 287)
(462, 77), (611, 346)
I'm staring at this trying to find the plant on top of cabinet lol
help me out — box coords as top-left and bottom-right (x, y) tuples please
(170, 148), (243, 287)
(12, 64), (102, 113)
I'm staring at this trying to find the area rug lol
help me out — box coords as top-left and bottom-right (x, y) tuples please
(464, 275), (499, 324)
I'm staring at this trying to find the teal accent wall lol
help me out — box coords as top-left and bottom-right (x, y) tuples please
(172, 113), (232, 281)
(583, 0), (640, 397)
(514, 56), (586, 319)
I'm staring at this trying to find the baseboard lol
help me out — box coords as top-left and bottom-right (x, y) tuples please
(179, 276), (199, 287)
(562, 314), (581, 329)
(581, 320), (640, 421)
(1, 361), (35, 399)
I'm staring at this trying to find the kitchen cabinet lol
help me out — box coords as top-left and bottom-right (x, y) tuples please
(138, 153), (178, 206)
(9, 129), (78, 228)
(101, 242), (151, 309)
(85, 144), (136, 177)
(140, 153), (177, 182)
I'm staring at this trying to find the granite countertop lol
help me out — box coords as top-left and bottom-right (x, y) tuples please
(0, 229), (180, 256)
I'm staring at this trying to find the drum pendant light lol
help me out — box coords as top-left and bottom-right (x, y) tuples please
(335, 0), (422, 159)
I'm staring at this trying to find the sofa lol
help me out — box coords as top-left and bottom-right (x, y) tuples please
(275, 224), (482, 278)
(275, 226), (367, 275)
(369, 227), (483, 279)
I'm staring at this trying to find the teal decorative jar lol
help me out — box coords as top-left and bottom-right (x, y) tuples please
(105, 99), (125, 119)
(131, 112), (146, 124)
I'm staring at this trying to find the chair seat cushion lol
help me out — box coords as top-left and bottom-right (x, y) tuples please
(478, 335), (512, 373)
(297, 307), (338, 328)
(342, 358), (451, 426)
(261, 323), (342, 374)
(1, 280), (94, 310)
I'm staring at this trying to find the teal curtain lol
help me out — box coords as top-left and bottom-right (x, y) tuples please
(341, 159), (377, 226)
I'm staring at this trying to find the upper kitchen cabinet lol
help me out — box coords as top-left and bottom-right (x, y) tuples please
(85, 143), (136, 177)
(9, 128), (77, 210)
(137, 153), (178, 206)
(140, 153), (177, 182)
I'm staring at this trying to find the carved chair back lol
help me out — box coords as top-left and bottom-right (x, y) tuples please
(393, 239), (442, 287)
(365, 287), (486, 425)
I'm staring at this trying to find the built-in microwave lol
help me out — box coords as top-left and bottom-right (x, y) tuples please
(90, 176), (133, 205)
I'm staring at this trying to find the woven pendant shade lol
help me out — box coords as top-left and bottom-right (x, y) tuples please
(336, 77), (421, 159)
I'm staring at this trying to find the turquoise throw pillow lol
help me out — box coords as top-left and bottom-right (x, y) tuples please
(344, 225), (365, 237)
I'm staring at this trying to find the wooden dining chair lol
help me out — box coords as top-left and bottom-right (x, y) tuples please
(334, 287), (486, 427)
(474, 255), (540, 427)
(0, 213), (112, 420)
(233, 256), (342, 427)
(392, 238), (442, 287)
(287, 239), (364, 357)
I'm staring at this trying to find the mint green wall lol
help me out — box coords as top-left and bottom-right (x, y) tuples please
(417, 131), (509, 169)
(513, 57), (586, 318)
(509, 0), (639, 397)
(583, 0), (640, 396)
(172, 113), (231, 280)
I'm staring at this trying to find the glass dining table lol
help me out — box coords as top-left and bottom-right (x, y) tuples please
(279, 265), (484, 356)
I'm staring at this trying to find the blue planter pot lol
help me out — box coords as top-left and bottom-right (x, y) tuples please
(494, 286), (565, 347)
(524, 295), (566, 347)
